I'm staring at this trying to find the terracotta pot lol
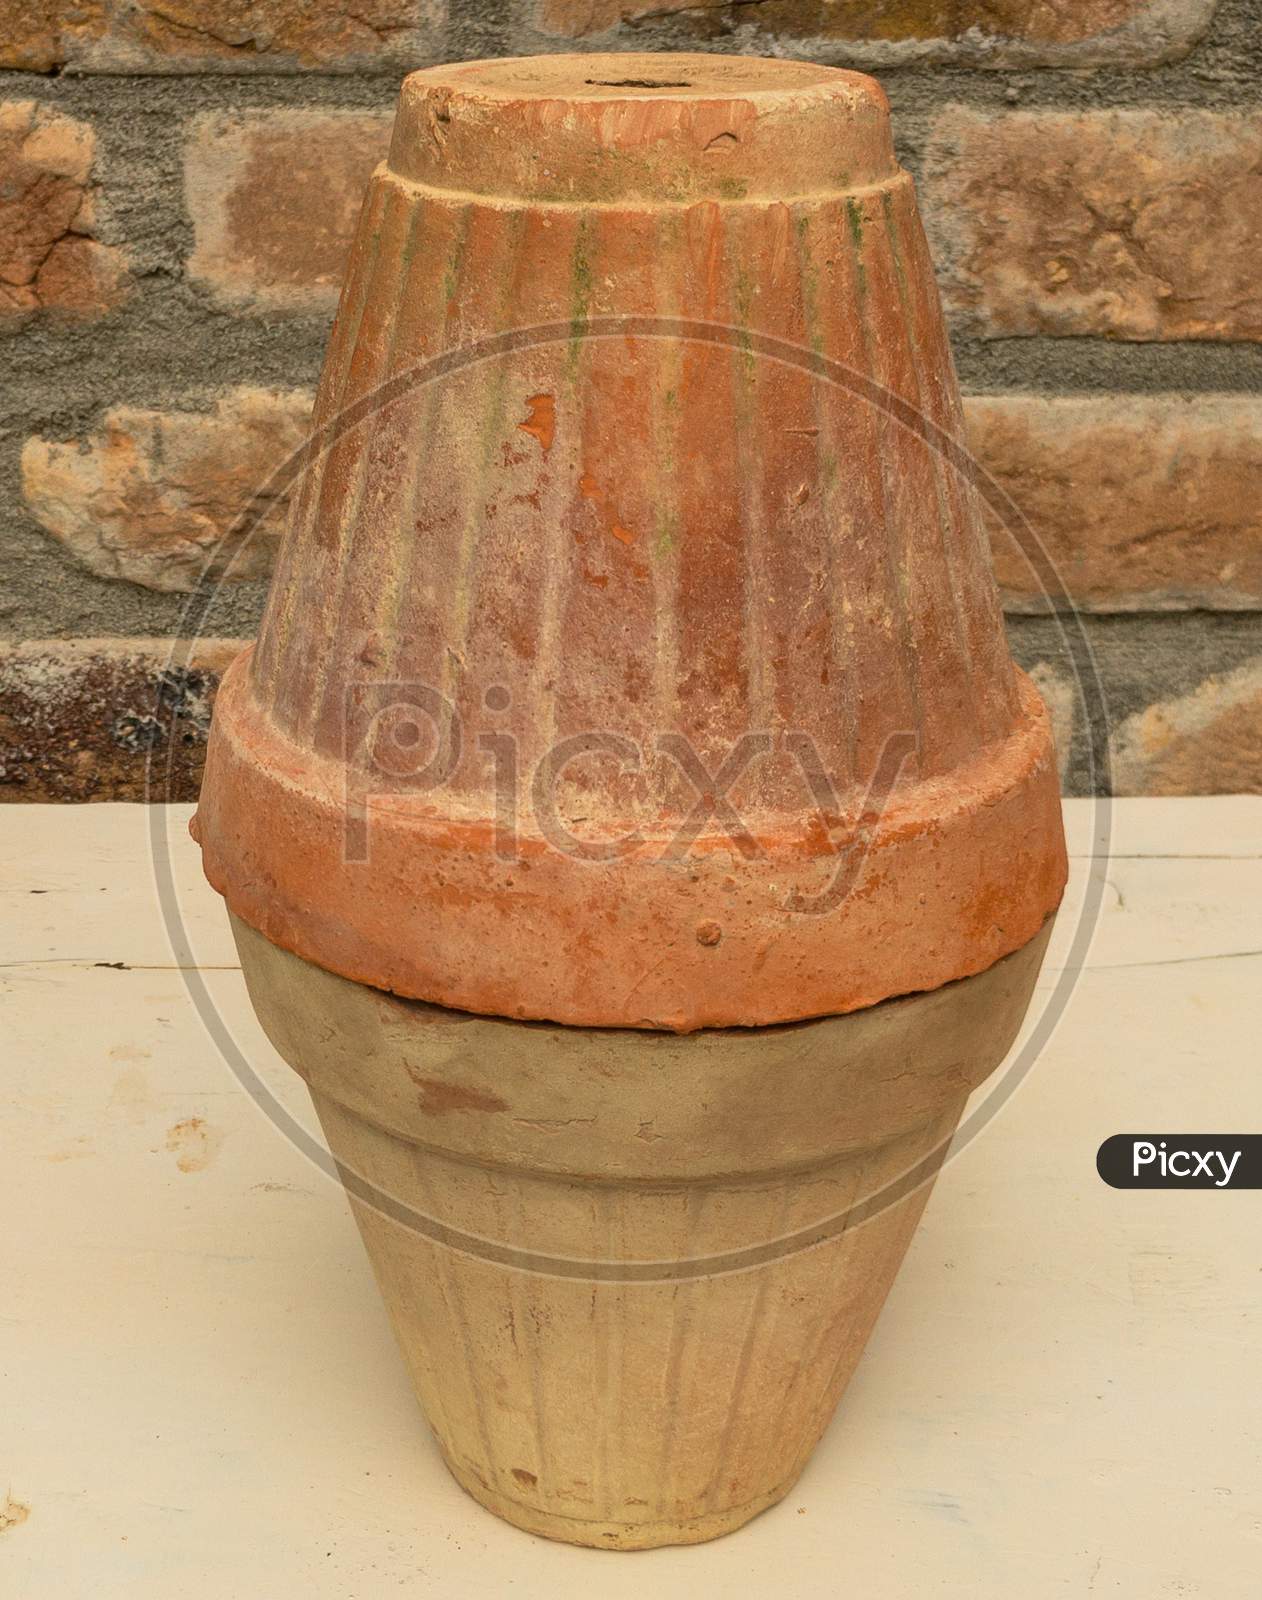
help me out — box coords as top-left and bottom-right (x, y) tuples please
(194, 54), (1067, 1548)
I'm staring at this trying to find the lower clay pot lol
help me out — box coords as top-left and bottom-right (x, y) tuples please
(232, 912), (1053, 1549)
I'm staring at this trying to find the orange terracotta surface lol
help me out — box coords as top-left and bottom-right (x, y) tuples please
(194, 54), (1067, 1031)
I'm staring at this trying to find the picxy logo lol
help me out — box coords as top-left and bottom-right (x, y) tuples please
(1097, 1134), (1260, 1190)
(1132, 1141), (1240, 1186)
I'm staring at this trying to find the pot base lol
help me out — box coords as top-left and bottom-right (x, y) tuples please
(233, 911), (1052, 1549)
(439, 1445), (803, 1550)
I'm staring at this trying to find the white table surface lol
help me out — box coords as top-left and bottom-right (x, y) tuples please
(3, 798), (1260, 1598)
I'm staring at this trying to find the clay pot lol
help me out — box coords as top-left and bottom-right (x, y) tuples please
(232, 911), (1050, 1547)
(194, 54), (1066, 1548)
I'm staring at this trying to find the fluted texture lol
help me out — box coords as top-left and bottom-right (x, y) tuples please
(195, 56), (1066, 1028)
(252, 171), (1017, 803)
(320, 1091), (956, 1547)
(233, 906), (1051, 1548)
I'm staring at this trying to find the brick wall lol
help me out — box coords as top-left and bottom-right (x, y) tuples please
(2, 0), (1260, 800)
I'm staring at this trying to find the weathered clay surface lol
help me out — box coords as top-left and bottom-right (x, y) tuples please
(195, 55), (1067, 1031)
(233, 909), (1051, 1548)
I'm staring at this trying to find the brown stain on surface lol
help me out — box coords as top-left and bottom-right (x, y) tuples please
(165, 1116), (223, 1173)
(109, 1043), (150, 1062)
(0, 1495), (30, 1534)
(109, 1066), (157, 1124)
(48, 1138), (95, 1163)
(406, 1070), (509, 1115)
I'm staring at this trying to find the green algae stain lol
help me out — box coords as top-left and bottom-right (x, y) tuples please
(881, 190), (909, 292)
(794, 211), (825, 358)
(846, 199), (868, 299)
(846, 198), (866, 250)
(569, 221), (594, 379)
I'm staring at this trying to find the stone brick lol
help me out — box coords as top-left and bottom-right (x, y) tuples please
(1111, 657), (1262, 795)
(533, 0), (1217, 67)
(1026, 661), (1075, 787)
(0, 0), (101, 71)
(0, 0), (443, 73)
(966, 395), (1262, 613)
(185, 110), (391, 313)
(21, 389), (315, 594)
(924, 108), (1262, 342)
(0, 101), (128, 320)
(0, 639), (245, 802)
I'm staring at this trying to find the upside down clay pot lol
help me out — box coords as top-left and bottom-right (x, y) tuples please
(194, 54), (1067, 1548)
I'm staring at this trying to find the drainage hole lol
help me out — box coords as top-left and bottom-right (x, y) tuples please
(586, 77), (691, 88)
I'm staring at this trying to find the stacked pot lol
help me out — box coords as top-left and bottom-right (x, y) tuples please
(194, 54), (1066, 1549)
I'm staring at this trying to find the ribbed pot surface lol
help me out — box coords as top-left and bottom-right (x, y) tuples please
(232, 911), (1052, 1549)
(193, 52), (1066, 1032)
